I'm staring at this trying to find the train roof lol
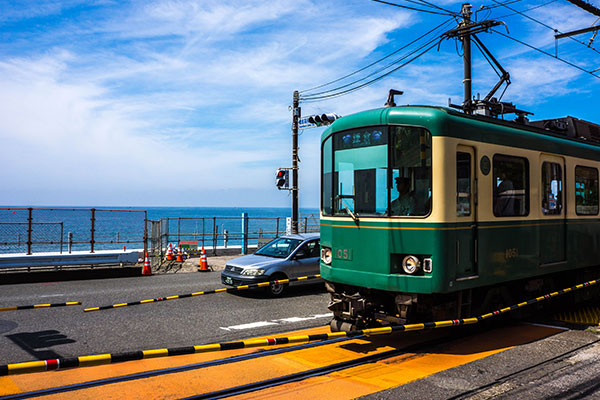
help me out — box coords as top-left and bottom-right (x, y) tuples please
(322, 106), (600, 161)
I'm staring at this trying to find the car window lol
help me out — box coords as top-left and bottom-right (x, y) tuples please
(297, 240), (319, 259)
(255, 237), (302, 258)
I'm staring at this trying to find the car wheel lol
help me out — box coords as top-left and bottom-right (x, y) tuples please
(268, 273), (288, 297)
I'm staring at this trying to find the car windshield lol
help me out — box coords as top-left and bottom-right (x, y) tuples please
(255, 237), (303, 258)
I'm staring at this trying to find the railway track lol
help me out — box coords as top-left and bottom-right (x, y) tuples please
(0, 322), (564, 400)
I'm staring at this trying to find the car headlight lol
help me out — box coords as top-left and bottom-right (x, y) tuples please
(241, 268), (265, 276)
(321, 247), (332, 265)
(402, 255), (421, 274)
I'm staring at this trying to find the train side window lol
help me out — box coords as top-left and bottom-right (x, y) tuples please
(575, 166), (599, 215)
(457, 152), (471, 216)
(493, 155), (529, 217)
(541, 162), (562, 215)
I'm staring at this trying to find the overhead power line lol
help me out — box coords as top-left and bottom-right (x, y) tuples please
(300, 18), (454, 95)
(300, 38), (441, 102)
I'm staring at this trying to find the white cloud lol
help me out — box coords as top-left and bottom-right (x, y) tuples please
(1, 0), (598, 207)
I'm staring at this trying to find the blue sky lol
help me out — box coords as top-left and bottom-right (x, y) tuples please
(1, 0), (598, 208)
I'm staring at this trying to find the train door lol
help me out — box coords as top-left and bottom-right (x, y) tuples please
(456, 146), (478, 279)
(539, 154), (566, 265)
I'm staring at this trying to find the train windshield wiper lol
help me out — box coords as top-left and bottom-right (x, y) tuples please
(336, 195), (359, 223)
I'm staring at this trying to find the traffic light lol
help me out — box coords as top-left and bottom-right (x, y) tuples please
(307, 113), (340, 127)
(276, 169), (289, 190)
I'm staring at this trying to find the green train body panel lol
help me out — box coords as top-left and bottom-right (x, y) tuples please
(320, 106), (600, 297)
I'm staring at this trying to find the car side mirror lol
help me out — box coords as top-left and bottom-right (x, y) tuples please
(294, 250), (305, 259)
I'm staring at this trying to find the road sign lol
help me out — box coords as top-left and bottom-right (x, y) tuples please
(299, 117), (318, 129)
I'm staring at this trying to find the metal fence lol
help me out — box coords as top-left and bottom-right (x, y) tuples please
(149, 213), (319, 256)
(0, 208), (320, 257)
(0, 208), (147, 255)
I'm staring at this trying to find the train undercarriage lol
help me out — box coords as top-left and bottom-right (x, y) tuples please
(325, 267), (600, 333)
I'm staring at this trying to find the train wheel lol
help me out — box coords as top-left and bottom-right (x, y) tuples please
(330, 318), (359, 333)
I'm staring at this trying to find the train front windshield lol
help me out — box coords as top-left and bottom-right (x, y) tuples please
(322, 125), (432, 217)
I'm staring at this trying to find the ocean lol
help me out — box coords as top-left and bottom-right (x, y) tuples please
(0, 206), (320, 254)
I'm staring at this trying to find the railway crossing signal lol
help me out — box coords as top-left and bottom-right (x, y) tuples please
(276, 168), (290, 190)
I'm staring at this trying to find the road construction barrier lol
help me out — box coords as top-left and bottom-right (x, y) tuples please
(0, 302), (81, 312)
(84, 274), (323, 312)
(2, 277), (599, 376)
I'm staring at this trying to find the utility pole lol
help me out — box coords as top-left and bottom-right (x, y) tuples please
(291, 90), (300, 234)
(461, 3), (473, 113)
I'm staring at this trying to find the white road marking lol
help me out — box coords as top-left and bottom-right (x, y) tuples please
(38, 294), (66, 298)
(273, 313), (332, 323)
(220, 321), (278, 331)
(220, 313), (332, 332)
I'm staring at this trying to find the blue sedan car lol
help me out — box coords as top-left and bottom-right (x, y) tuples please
(220, 233), (320, 296)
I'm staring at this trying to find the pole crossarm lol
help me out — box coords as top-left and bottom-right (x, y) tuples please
(555, 25), (600, 39)
(442, 19), (504, 40)
(565, 0), (600, 17)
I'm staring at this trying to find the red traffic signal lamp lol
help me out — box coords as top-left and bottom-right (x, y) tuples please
(276, 168), (290, 190)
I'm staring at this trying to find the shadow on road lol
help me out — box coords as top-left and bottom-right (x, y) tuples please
(6, 329), (76, 360)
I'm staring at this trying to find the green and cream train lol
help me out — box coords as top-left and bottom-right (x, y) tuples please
(319, 105), (600, 331)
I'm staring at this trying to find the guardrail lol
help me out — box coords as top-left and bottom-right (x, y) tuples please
(0, 250), (141, 270)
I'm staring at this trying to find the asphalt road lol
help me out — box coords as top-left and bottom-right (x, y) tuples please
(0, 270), (330, 365)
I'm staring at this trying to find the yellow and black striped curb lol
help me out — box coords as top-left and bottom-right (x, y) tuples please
(0, 302), (81, 312)
(84, 274), (322, 312)
(2, 277), (597, 376)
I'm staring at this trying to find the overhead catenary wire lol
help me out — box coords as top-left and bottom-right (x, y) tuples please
(489, 0), (600, 55)
(492, 28), (600, 79)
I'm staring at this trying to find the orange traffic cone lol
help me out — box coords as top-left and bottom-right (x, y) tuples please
(142, 252), (152, 276)
(166, 243), (174, 261)
(176, 245), (183, 262)
(198, 247), (209, 272)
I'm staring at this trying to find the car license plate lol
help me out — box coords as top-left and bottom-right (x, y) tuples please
(224, 276), (233, 285)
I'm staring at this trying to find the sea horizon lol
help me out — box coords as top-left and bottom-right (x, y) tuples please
(0, 206), (320, 254)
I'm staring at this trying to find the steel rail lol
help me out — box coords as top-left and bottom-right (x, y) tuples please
(180, 334), (462, 400)
(0, 336), (352, 400)
(1, 276), (597, 377)
(447, 336), (600, 399)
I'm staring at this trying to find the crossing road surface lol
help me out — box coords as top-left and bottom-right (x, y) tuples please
(0, 270), (329, 365)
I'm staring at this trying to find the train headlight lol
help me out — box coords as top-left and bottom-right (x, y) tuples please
(402, 255), (421, 274)
(321, 247), (332, 265)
